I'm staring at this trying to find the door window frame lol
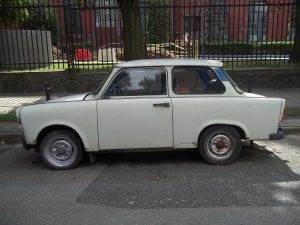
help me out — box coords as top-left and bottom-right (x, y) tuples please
(101, 66), (169, 99)
(170, 66), (226, 96)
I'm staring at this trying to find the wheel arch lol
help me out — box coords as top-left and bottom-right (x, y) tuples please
(36, 125), (84, 152)
(197, 123), (247, 144)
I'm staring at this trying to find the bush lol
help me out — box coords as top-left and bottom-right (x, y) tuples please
(202, 43), (254, 55)
(254, 42), (293, 55)
(200, 42), (293, 55)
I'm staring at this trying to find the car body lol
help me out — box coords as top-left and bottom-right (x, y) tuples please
(16, 59), (285, 169)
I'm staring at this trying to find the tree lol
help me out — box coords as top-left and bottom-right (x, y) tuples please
(147, 0), (170, 44)
(117, 0), (146, 60)
(0, 0), (60, 45)
(22, 0), (61, 45)
(290, 0), (300, 63)
(0, 0), (29, 25)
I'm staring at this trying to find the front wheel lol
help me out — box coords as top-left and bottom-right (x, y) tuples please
(199, 126), (241, 165)
(40, 130), (83, 170)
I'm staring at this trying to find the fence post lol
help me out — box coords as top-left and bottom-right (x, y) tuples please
(64, 0), (75, 72)
(247, 73), (253, 93)
(45, 83), (51, 101)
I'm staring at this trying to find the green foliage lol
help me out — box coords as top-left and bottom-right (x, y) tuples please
(0, 0), (30, 24)
(22, 0), (60, 45)
(255, 42), (294, 55)
(147, 0), (170, 44)
(203, 43), (254, 55)
(0, 0), (61, 45)
(0, 111), (17, 121)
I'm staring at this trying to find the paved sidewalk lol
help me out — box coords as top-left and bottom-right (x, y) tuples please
(0, 96), (44, 114)
(0, 92), (72, 114)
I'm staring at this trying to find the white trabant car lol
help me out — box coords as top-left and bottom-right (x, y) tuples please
(16, 59), (285, 169)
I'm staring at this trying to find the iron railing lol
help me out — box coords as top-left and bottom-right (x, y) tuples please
(0, 0), (297, 71)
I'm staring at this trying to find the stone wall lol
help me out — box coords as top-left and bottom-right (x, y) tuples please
(0, 71), (107, 93)
(0, 67), (300, 93)
(228, 68), (300, 89)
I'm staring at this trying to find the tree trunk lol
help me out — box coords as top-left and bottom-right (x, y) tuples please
(117, 0), (146, 60)
(290, 0), (300, 63)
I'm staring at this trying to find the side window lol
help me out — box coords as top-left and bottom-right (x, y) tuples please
(172, 67), (225, 95)
(105, 68), (167, 97)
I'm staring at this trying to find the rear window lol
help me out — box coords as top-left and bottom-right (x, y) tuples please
(214, 67), (244, 94)
(172, 66), (225, 95)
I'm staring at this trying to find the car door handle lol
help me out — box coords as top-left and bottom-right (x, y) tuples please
(153, 103), (170, 107)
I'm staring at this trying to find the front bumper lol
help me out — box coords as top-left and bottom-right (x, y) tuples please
(269, 128), (284, 140)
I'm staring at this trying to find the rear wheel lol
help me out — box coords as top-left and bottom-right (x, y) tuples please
(40, 130), (83, 170)
(199, 126), (241, 165)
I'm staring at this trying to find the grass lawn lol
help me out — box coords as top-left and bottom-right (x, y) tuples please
(0, 62), (113, 73)
(0, 111), (17, 121)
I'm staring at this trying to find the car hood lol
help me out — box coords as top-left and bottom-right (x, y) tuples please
(48, 93), (88, 103)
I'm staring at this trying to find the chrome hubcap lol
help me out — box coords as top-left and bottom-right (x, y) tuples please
(208, 134), (233, 159)
(50, 140), (73, 161)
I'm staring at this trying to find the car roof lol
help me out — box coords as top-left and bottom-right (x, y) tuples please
(115, 59), (223, 68)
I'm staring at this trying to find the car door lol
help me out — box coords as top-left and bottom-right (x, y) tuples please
(170, 66), (226, 149)
(97, 67), (173, 150)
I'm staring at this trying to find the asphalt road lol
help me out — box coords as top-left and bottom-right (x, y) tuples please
(0, 134), (300, 225)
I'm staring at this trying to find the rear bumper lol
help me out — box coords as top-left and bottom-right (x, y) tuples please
(269, 128), (284, 140)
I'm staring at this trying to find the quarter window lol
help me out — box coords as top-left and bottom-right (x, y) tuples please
(105, 68), (167, 97)
(172, 67), (225, 95)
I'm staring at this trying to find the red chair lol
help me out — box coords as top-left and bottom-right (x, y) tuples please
(75, 48), (92, 62)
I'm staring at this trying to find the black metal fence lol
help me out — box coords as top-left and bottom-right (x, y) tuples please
(0, 0), (297, 71)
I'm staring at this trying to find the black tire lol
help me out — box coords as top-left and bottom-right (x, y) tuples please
(40, 130), (83, 170)
(199, 126), (241, 165)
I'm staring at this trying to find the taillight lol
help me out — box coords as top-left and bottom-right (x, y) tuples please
(281, 105), (286, 122)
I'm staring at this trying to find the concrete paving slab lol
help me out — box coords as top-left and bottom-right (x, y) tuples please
(0, 93), (73, 114)
(0, 96), (44, 114)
